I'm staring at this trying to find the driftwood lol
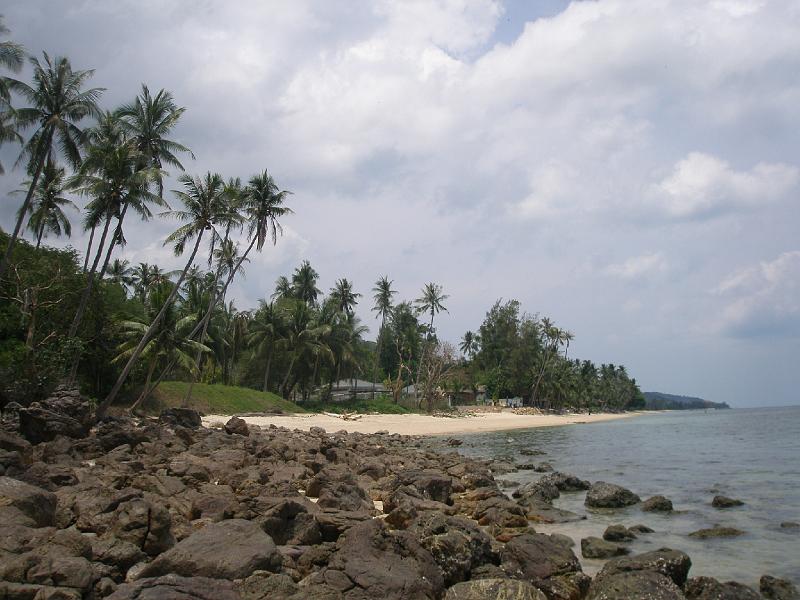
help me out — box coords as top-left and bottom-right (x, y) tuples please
(322, 411), (363, 421)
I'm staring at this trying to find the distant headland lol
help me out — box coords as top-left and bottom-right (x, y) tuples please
(644, 391), (731, 410)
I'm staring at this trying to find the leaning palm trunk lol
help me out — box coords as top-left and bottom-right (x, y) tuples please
(97, 230), (205, 416)
(128, 358), (158, 415)
(83, 224), (96, 272)
(0, 131), (52, 280)
(263, 350), (273, 393)
(281, 355), (297, 398)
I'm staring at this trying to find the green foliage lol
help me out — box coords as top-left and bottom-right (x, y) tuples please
(148, 381), (305, 415)
(303, 394), (417, 415)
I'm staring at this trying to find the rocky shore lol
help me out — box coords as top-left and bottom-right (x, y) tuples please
(0, 387), (797, 600)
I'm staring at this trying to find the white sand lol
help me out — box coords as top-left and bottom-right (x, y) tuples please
(202, 410), (646, 436)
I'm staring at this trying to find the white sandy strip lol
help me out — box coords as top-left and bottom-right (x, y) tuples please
(202, 411), (647, 436)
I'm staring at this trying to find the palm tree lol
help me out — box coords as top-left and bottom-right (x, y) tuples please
(415, 282), (449, 334)
(292, 260), (320, 306)
(0, 108), (22, 175)
(277, 300), (331, 398)
(16, 160), (76, 249)
(1, 53), (103, 279)
(329, 278), (361, 316)
(0, 15), (24, 102)
(247, 300), (284, 392)
(98, 172), (229, 414)
(115, 281), (210, 414)
(371, 275), (396, 393)
(116, 84), (193, 196)
(106, 258), (134, 291)
(459, 330), (480, 358)
(272, 275), (293, 300)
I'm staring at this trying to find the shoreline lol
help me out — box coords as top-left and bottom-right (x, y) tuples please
(202, 409), (653, 436)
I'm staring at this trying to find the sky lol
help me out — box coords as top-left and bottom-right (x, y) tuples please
(1, 0), (799, 407)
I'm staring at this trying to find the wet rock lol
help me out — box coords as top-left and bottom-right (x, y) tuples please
(158, 407), (202, 429)
(0, 476), (57, 527)
(712, 495), (744, 509)
(642, 495), (674, 512)
(760, 575), (799, 600)
(224, 416), (250, 436)
(603, 524), (637, 542)
(581, 536), (630, 559)
(585, 482), (640, 509)
(597, 548), (692, 587)
(587, 571), (686, 600)
(629, 524), (655, 534)
(107, 575), (241, 599)
(443, 578), (547, 600)
(532, 462), (554, 473)
(537, 572), (592, 600)
(139, 519), (281, 580)
(500, 532), (582, 583)
(688, 525), (745, 539)
(17, 384), (94, 444)
(446, 438), (462, 446)
(518, 496), (586, 524)
(685, 576), (762, 599)
(780, 521), (799, 529)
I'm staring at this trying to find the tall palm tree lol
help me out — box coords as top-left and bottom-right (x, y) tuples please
(292, 260), (320, 306)
(98, 172), (228, 414)
(371, 275), (396, 393)
(16, 160), (76, 248)
(459, 330), (480, 358)
(1, 53), (103, 279)
(415, 282), (448, 334)
(116, 84), (193, 197)
(272, 275), (293, 300)
(0, 15), (24, 103)
(330, 278), (361, 316)
(247, 300), (284, 392)
(278, 300), (330, 398)
(0, 109), (22, 175)
(106, 258), (134, 291)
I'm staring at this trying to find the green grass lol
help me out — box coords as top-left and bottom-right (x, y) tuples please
(147, 381), (306, 415)
(302, 395), (419, 415)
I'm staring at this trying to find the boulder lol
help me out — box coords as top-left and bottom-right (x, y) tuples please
(629, 524), (655, 534)
(642, 495), (673, 512)
(307, 465), (374, 513)
(603, 524), (636, 542)
(685, 576), (762, 599)
(159, 407), (202, 429)
(224, 416), (250, 436)
(536, 572), (592, 600)
(587, 571), (686, 600)
(258, 497), (322, 545)
(585, 482), (640, 509)
(139, 519), (281, 580)
(688, 525), (745, 539)
(500, 532), (582, 583)
(760, 575), (799, 600)
(597, 548), (692, 587)
(0, 476), (57, 527)
(107, 575), (241, 600)
(237, 572), (299, 599)
(443, 578), (547, 600)
(109, 498), (175, 556)
(18, 385), (94, 444)
(780, 521), (799, 530)
(712, 495), (744, 509)
(517, 496), (586, 524)
(581, 536), (629, 559)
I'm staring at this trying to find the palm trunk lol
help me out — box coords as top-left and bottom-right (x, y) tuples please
(97, 230), (205, 416)
(83, 224), (96, 272)
(262, 350), (272, 392)
(69, 213), (113, 338)
(99, 202), (130, 278)
(0, 130), (52, 280)
(372, 317), (384, 400)
(128, 358), (158, 415)
(35, 223), (44, 250)
(281, 355), (297, 398)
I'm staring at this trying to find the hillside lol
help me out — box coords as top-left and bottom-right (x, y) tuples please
(644, 391), (730, 410)
(147, 382), (306, 415)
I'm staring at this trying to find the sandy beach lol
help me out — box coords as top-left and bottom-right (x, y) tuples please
(202, 410), (646, 436)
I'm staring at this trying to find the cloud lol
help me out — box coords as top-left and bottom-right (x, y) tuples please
(604, 252), (668, 280)
(714, 251), (800, 338)
(649, 152), (798, 220)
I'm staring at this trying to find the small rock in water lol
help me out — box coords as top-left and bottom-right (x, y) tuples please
(712, 495), (744, 509)
(581, 536), (630, 559)
(688, 525), (745, 539)
(759, 575), (799, 600)
(628, 524), (655, 534)
(780, 521), (799, 529)
(585, 481), (640, 508)
(603, 524), (637, 542)
(642, 495), (674, 512)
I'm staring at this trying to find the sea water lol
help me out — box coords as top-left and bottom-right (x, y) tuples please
(456, 406), (800, 588)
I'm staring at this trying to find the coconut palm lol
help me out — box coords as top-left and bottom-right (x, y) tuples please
(16, 160), (76, 248)
(272, 275), (293, 300)
(459, 330), (480, 358)
(415, 282), (448, 334)
(0, 109), (22, 175)
(1, 53), (103, 279)
(98, 172), (229, 413)
(329, 278), (361, 317)
(106, 258), (134, 291)
(247, 300), (284, 392)
(371, 275), (396, 392)
(278, 300), (331, 398)
(292, 260), (320, 306)
(116, 84), (193, 196)
(0, 16), (24, 102)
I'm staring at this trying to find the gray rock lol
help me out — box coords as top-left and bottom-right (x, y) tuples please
(603, 524), (636, 542)
(688, 525), (745, 539)
(0, 476), (57, 527)
(587, 571), (686, 600)
(224, 416), (250, 436)
(780, 521), (799, 529)
(500, 532), (582, 583)
(712, 495), (744, 509)
(110, 498), (175, 556)
(597, 548), (691, 587)
(158, 407), (202, 429)
(17, 384), (94, 444)
(685, 576), (762, 599)
(107, 575), (241, 599)
(628, 524), (655, 534)
(139, 519), (281, 580)
(642, 495), (674, 512)
(760, 575), (799, 600)
(581, 536), (630, 559)
(585, 482), (640, 509)
(443, 578), (547, 600)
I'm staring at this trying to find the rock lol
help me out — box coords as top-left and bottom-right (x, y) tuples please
(603, 524), (636, 542)
(315, 509), (373, 541)
(642, 495), (674, 512)
(158, 407), (202, 429)
(443, 578), (547, 600)
(500, 532), (582, 583)
(629, 524), (655, 534)
(760, 575), (799, 600)
(107, 575), (241, 599)
(446, 438), (463, 446)
(109, 498), (175, 556)
(585, 482), (640, 508)
(587, 571), (686, 600)
(597, 548), (692, 587)
(712, 495), (744, 509)
(537, 572), (592, 600)
(0, 430), (31, 453)
(688, 525), (745, 539)
(91, 536), (147, 575)
(307, 465), (374, 513)
(685, 576), (762, 599)
(532, 462), (554, 473)
(258, 497), (322, 545)
(581, 536), (630, 559)
(0, 476), (57, 527)
(517, 496), (586, 524)
(224, 416), (250, 436)
(237, 572), (299, 599)
(17, 384), (94, 444)
(780, 521), (799, 529)
(139, 519), (281, 580)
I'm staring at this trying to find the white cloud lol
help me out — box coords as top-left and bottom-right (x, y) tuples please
(650, 152), (798, 220)
(604, 252), (668, 280)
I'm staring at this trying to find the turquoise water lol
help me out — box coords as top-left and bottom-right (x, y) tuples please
(457, 407), (800, 588)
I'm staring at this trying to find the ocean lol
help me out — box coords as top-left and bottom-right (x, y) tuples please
(456, 406), (800, 588)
